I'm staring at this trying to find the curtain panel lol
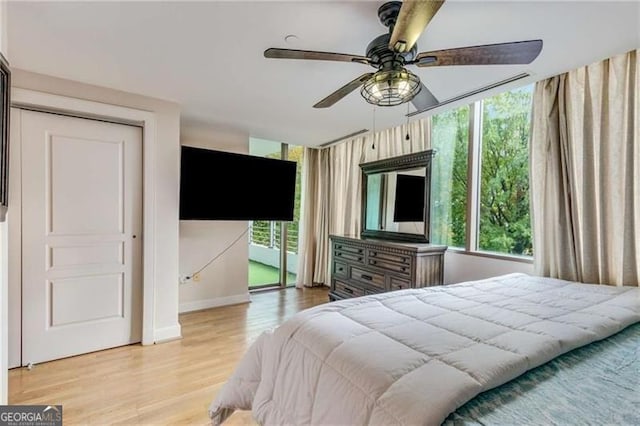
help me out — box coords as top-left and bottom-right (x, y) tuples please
(297, 119), (431, 288)
(530, 49), (639, 286)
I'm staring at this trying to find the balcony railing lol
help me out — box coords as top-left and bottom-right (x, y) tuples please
(249, 220), (299, 253)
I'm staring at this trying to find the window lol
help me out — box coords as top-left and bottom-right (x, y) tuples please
(274, 145), (303, 256)
(430, 85), (534, 258)
(479, 87), (533, 255)
(430, 105), (469, 248)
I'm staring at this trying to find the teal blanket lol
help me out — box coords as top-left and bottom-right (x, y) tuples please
(445, 323), (640, 425)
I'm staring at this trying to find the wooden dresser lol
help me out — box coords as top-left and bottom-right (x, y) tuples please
(329, 235), (447, 301)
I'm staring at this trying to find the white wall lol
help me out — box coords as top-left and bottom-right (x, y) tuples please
(0, 2), (6, 56)
(10, 69), (182, 342)
(179, 126), (251, 313)
(444, 250), (534, 284)
(1, 0), (9, 405)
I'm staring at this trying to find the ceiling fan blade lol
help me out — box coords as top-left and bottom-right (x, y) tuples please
(264, 48), (370, 65)
(411, 83), (439, 111)
(414, 40), (543, 67)
(389, 0), (445, 53)
(313, 73), (374, 108)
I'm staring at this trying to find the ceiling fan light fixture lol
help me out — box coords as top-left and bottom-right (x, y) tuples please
(361, 68), (421, 107)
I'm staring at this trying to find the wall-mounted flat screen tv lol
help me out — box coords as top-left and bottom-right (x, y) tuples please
(393, 174), (425, 222)
(179, 146), (297, 221)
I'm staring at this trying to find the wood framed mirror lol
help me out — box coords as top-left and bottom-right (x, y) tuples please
(360, 150), (435, 243)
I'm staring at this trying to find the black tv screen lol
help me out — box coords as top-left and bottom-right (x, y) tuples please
(393, 174), (425, 222)
(180, 146), (297, 221)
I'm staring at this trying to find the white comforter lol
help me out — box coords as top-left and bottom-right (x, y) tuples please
(210, 273), (640, 425)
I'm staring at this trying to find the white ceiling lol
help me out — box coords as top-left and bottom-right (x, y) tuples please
(7, 1), (640, 146)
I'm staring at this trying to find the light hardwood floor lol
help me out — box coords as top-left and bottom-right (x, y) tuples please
(9, 286), (329, 425)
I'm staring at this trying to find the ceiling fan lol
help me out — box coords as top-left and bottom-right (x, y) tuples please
(264, 0), (542, 110)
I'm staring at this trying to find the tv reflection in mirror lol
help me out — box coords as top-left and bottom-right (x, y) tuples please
(393, 174), (425, 222)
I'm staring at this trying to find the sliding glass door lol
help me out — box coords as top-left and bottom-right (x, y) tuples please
(248, 139), (302, 289)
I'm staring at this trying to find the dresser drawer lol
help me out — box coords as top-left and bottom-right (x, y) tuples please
(333, 250), (364, 264)
(368, 258), (411, 276)
(368, 249), (411, 265)
(333, 260), (348, 278)
(333, 279), (365, 298)
(333, 243), (364, 255)
(389, 276), (411, 292)
(350, 267), (385, 289)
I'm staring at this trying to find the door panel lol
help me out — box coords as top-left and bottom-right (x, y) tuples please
(50, 273), (124, 326)
(21, 110), (142, 365)
(49, 241), (123, 269)
(48, 134), (124, 235)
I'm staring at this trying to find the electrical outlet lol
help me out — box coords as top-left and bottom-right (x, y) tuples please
(179, 275), (192, 285)
(192, 273), (201, 282)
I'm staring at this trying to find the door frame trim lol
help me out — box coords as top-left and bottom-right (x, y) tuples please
(11, 88), (156, 346)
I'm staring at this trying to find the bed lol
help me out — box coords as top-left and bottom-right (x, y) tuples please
(209, 273), (640, 425)
(444, 321), (640, 425)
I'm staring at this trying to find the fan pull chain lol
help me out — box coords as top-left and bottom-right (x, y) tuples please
(372, 106), (376, 150)
(405, 102), (410, 141)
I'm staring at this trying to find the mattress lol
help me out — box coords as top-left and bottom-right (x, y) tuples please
(210, 273), (640, 425)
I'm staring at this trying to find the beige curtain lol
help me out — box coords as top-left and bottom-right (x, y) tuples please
(530, 49), (639, 286)
(297, 119), (431, 287)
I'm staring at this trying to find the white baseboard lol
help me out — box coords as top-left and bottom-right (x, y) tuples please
(179, 293), (251, 313)
(153, 324), (182, 343)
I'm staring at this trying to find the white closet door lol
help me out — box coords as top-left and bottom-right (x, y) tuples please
(21, 110), (142, 365)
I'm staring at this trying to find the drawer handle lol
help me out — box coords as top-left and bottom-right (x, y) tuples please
(337, 267), (344, 272)
(336, 253), (342, 257)
(358, 249), (363, 253)
(343, 287), (353, 294)
(361, 274), (373, 281)
(401, 267), (407, 272)
(371, 252), (377, 257)
(357, 257), (363, 261)
(371, 260), (377, 265)
(337, 245), (342, 249)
